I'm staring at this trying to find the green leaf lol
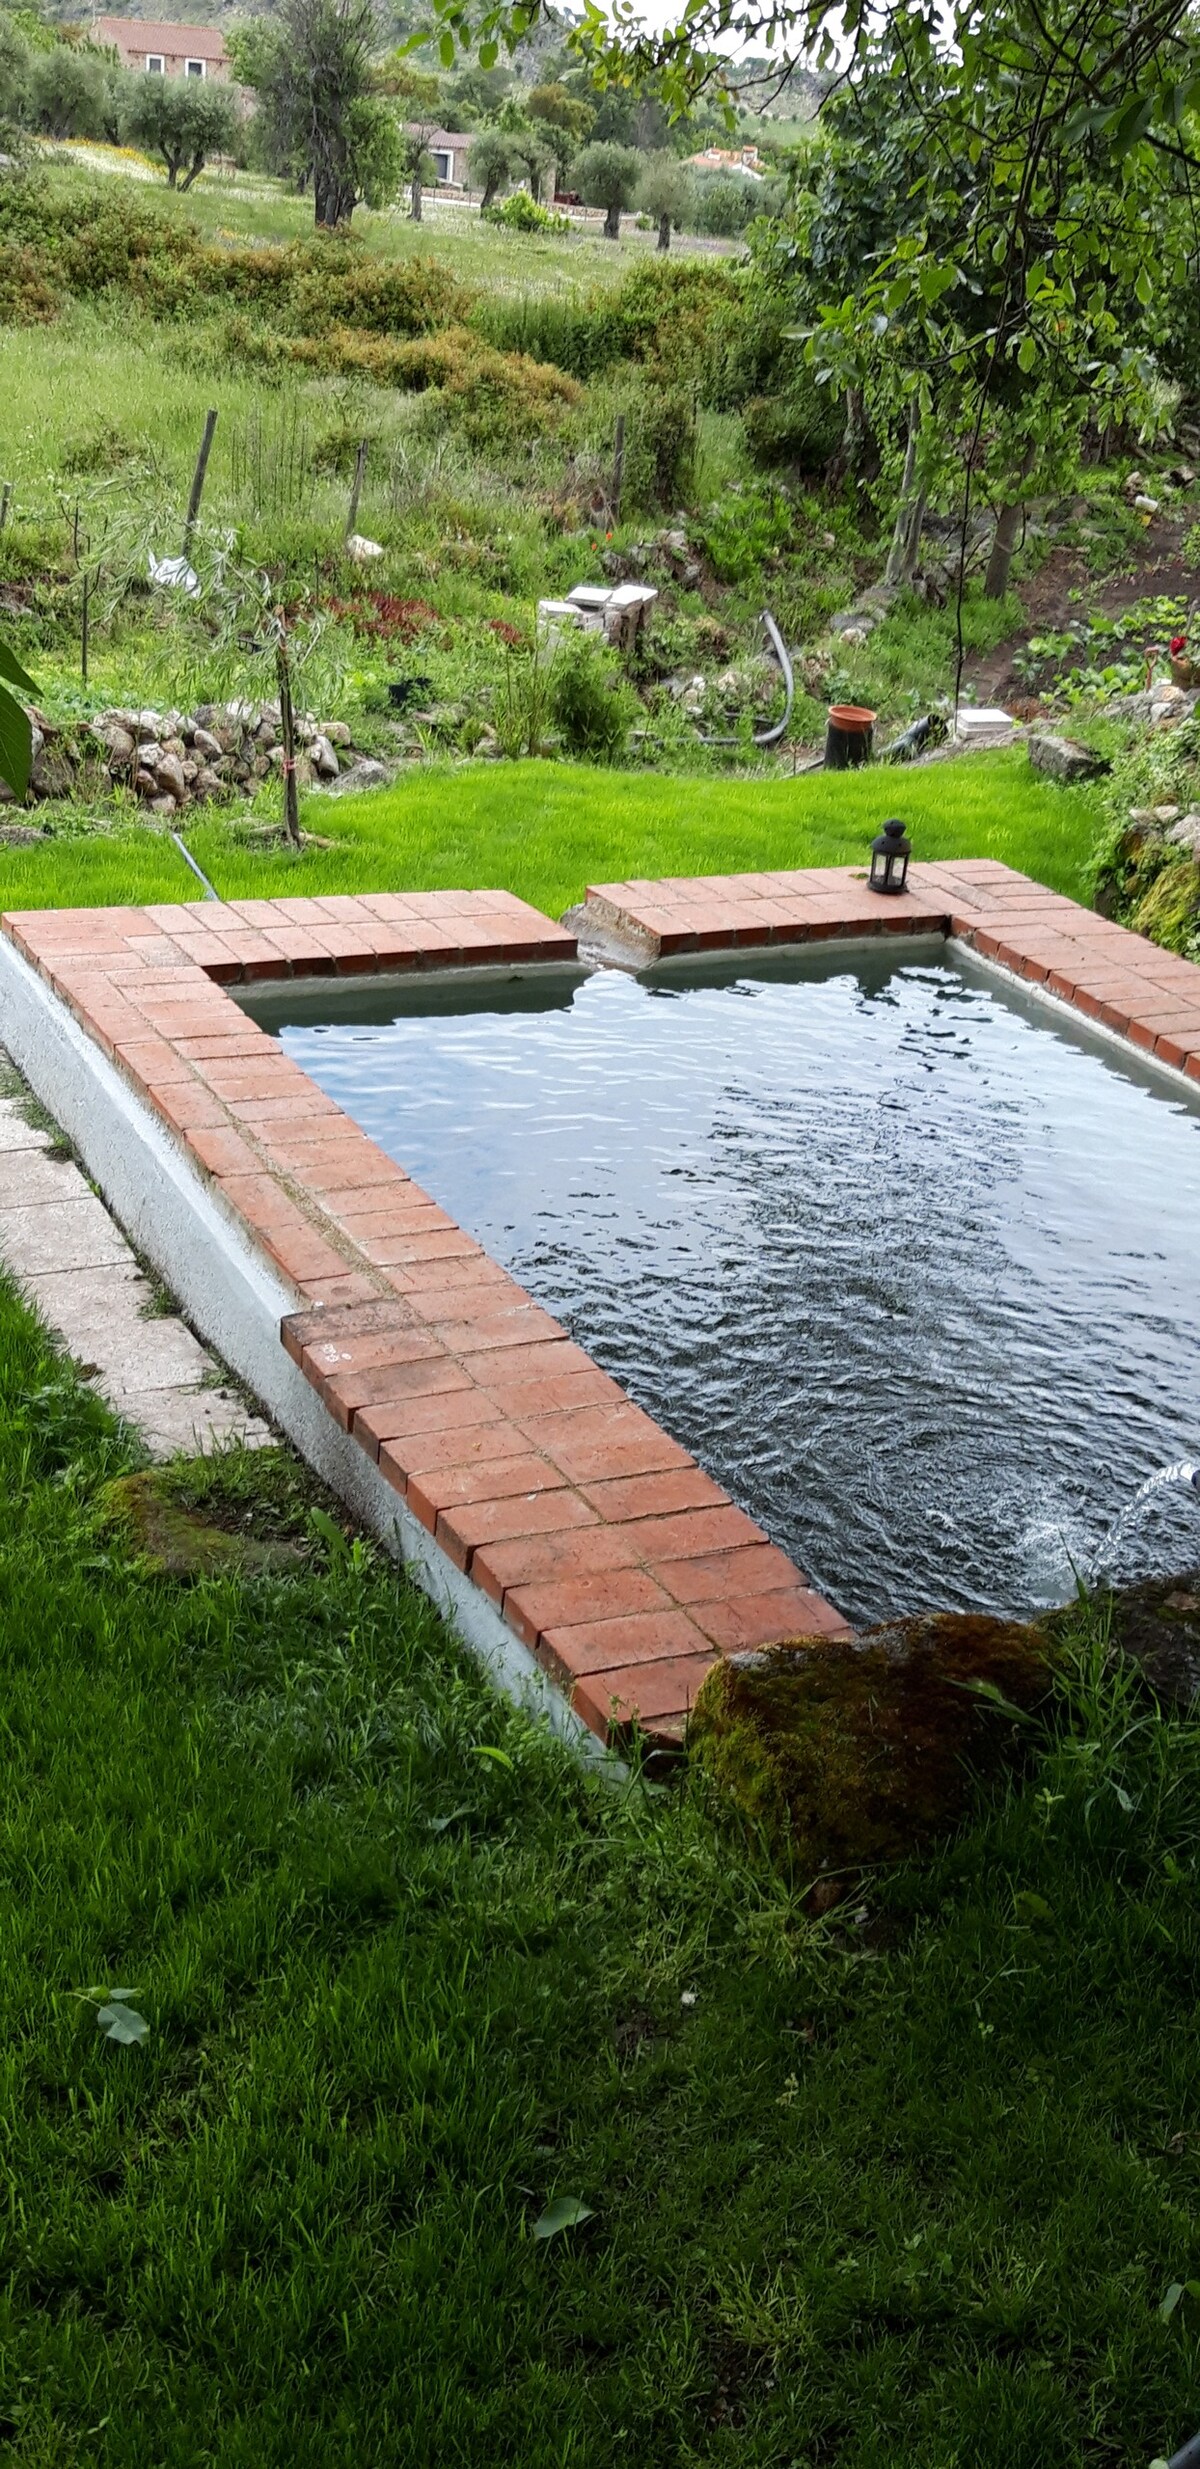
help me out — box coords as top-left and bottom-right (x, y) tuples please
(1012, 1890), (1054, 1926)
(1158, 2279), (1200, 2319)
(0, 638), (37, 696)
(949, 1677), (1037, 1724)
(532, 2196), (595, 2240)
(0, 683), (31, 801)
(439, 28), (455, 65)
(97, 2002), (150, 2046)
(470, 1743), (514, 1771)
(308, 1505), (348, 1556)
(1017, 336), (1037, 373)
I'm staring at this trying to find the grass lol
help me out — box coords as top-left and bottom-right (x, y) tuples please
(40, 148), (736, 288)
(2, 1270), (1200, 2464)
(0, 751), (1103, 920)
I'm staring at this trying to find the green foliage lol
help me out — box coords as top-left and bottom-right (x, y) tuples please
(465, 125), (512, 207)
(548, 630), (636, 759)
(574, 139), (642, 233)
(699, 475), (796, 582)
(0, 631), (36, 795)
(635, 150), (693, 239)
(121, 71), (238, 192)
(233, 0), (403, 227)
(743, 364), (845, 468)
(482, 188), (569, 233)
(688, 168), (763, 236)
(26, 39), (111, 140)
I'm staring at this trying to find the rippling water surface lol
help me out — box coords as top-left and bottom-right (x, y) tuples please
(272, 946), (1200, 1626)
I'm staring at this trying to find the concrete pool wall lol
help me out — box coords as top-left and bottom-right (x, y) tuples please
(2, 862), (1198, 1753)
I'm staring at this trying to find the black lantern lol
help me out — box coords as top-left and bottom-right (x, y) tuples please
(869, 817), (912, 895)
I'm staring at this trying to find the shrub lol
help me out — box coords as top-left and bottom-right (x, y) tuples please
(388, 327), (581, 446)
(482, 190), (569, 234)
(0, 240), (60, 324)
(548, 632), (636, 760)
(287, 251), (474, 336)
(599, 370), (696, 512)
(688, 170), (763, 237)
(743, 372), (845, 471)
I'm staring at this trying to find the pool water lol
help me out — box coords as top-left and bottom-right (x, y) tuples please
(262, 944), (1200, 1628)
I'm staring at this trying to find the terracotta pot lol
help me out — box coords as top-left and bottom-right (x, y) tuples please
(825, 704), (877, 771)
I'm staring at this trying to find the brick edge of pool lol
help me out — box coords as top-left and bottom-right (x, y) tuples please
(4, 863), (1198, 1751)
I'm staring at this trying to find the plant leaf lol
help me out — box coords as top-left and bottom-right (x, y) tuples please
(0, 682), (32, 801)
(471, 1744), (514, 1771)
(532, 2196), (595, 2240)
(0, 639), (37, 695)
(308, 1504), (348, 1555)
(97, 2002), (149, 2045)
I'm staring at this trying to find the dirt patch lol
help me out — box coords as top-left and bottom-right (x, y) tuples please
(965, 511), (1199, 706)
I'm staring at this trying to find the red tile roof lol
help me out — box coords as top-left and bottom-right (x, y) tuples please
(94, 17), (228, 59)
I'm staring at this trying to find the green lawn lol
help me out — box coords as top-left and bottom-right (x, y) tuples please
(0, 751), (1101, 920)
(2, 1272), (1199, 2466)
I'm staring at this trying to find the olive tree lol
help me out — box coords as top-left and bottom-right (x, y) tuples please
(574, 139), (641, 239)
(27, 43), (110, 140)
(123, 74), (238, 189)
(231, 0), (402, 228)
(636, 151), (692, 250)
(467, 125), (511, 208)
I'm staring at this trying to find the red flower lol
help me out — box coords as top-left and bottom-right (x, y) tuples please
(1170, 632), (1188, 656)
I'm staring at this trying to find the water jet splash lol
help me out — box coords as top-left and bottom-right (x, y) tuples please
(1090, 1460), (1200, 1579)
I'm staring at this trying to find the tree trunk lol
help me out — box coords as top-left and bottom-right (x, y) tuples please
(179, 152), (205, 192)
(409, 169), (423, 222)
(482, 176), (499, 210)
(314, 172), (354, 228)
(983, 448), (1035, 599)
(884, 400), (925, 591)
(166, 160), (179, 190)
(603, 201), (621, 240)
(657, 212), (671, 252)
(983, 499), (1022, 599)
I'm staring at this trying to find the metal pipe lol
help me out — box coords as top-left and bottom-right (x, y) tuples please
(169, 832), (220, 902)
(1168, 2435), (1200, 2469)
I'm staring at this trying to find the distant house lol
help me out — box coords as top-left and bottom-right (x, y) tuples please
(683, 145), (765, 178)
(408, 128), (475, 189)
(92, 17), (230, 80)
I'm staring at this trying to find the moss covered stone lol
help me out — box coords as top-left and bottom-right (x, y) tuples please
(690, 1574), (1200, 1872)
(103, 1471), (308, 1581)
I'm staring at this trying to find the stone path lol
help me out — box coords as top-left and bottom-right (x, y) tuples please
(0, 1054), (271, 1459)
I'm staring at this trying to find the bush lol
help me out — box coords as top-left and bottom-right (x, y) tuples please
(549, 631), (636, 760)
(688, 170), (763, 237)
(743, 371), (845, 470)
(0, 240), (60, 324)
(482, 191), (569, 234)
(609, 371), (697, 512)
(287, 250), (474, 336)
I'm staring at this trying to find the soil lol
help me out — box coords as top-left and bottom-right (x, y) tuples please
(965, 506), (1200, 707)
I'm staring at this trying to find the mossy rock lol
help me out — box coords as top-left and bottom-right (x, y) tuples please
(103, 1471), (308, 1581)
(689, 1611), (1050, 1872)
(1131, 851), (1200, 954)
(689, 1574), (1200, 1873)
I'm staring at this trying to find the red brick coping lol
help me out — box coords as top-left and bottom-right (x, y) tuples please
(4, 864), (1198, 1751)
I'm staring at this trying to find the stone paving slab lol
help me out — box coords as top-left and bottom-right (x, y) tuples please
(5, 871), (1196, 1752)
(0, 1074), (271, 1458)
